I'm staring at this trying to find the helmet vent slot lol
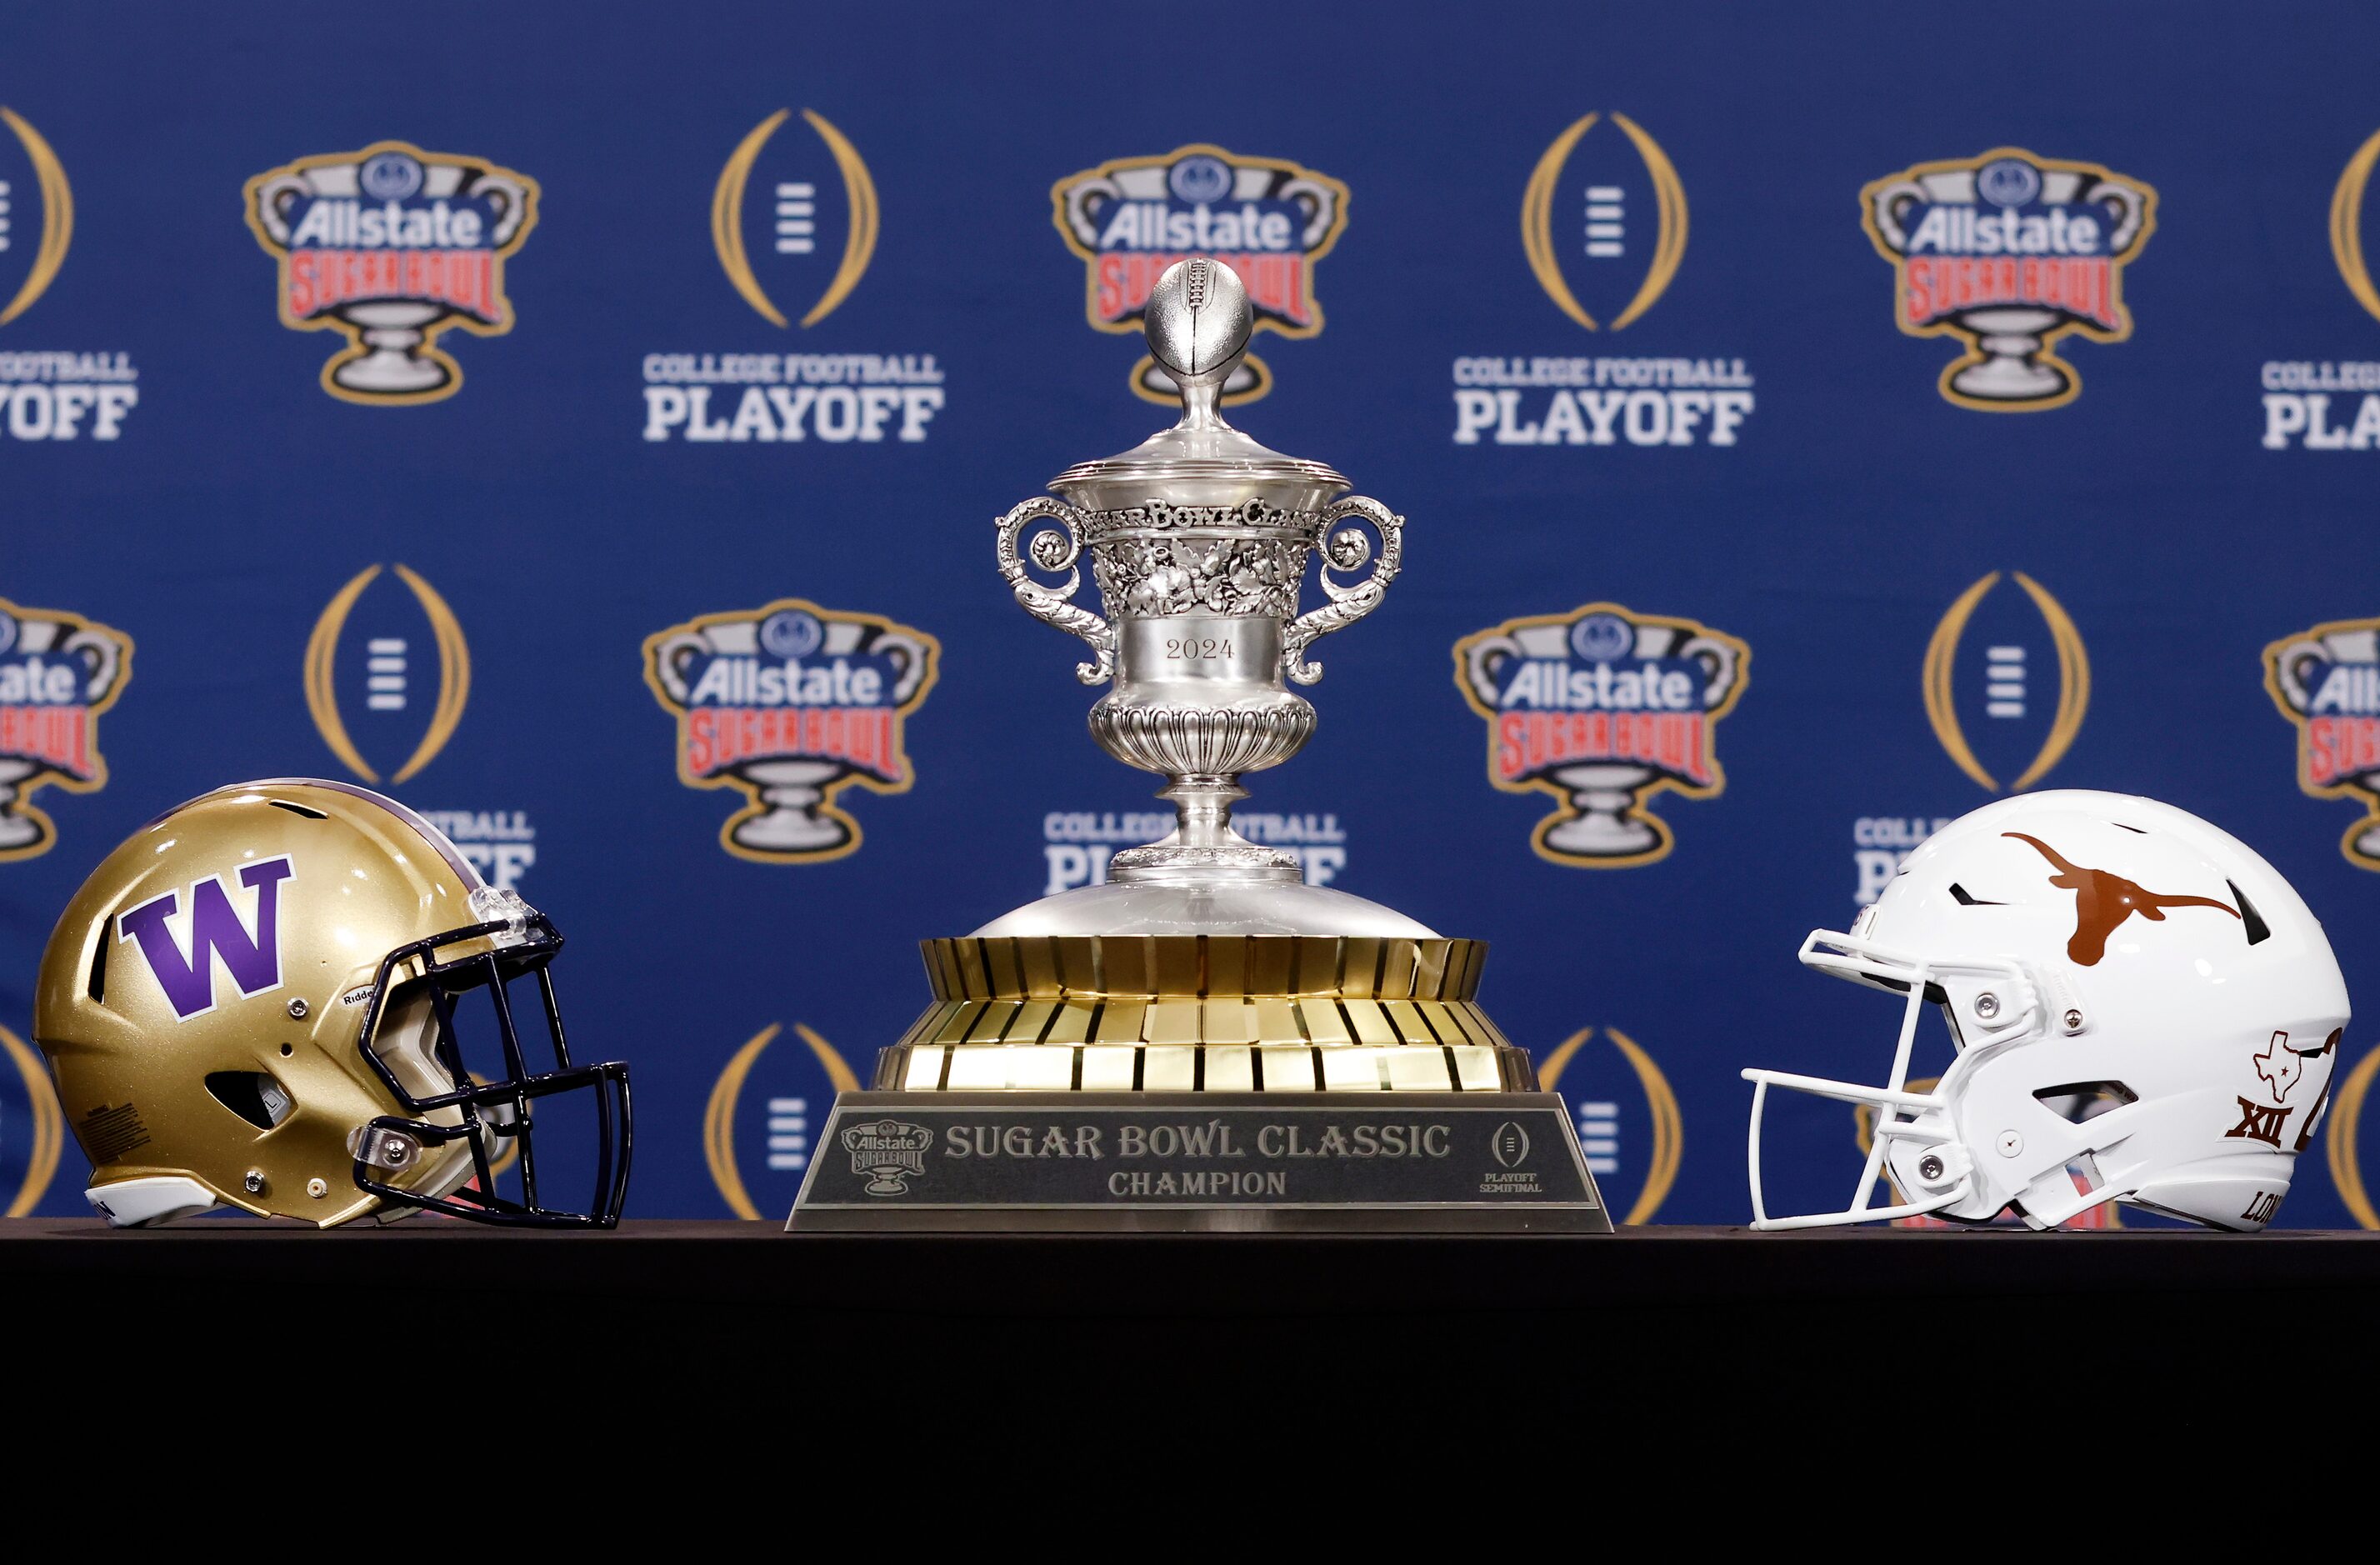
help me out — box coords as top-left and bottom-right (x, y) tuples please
(205, 1071), (294, 1132)
(268, 799), (328, 819)
(2228, 881), (2271, 946)
(1948, 882), (2004, 907)
(87, 922), (108, 1002)
(2032, 1080), (2138, 1123)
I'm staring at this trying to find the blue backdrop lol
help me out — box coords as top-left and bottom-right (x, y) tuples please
(8, 0), (2380, 1228)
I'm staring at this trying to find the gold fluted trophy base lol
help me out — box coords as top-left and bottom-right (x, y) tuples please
(878, 936), (1535, 1094)
(788, 937), (1610, 1232)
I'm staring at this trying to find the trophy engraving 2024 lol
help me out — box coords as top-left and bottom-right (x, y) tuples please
(791, 258), (1607, 1232)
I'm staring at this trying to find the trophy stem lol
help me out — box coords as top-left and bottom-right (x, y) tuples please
(1110, 773), (1298, 882)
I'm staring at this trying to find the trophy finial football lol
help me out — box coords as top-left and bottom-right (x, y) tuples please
(1144, 257), (1252, 412)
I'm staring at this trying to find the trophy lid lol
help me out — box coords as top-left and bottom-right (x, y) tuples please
(1048, 258), (1348, 512)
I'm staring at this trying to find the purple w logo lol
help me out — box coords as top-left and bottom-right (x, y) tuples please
(116, 858), (296, 1021)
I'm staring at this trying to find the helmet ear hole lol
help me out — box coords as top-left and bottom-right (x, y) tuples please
(204, 1071), (294, 1131)
(2032, 1080), (2138, 1123)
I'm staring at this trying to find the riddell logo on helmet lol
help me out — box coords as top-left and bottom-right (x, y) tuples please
(115, 858), (292, 1022)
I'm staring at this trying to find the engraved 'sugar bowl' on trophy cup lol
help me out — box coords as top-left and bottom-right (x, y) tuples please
(790, 258), (1608, 1232)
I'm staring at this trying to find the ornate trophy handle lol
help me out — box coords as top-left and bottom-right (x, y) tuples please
(996, 496), (1115, 686)
(1282, 496), (1402, 686)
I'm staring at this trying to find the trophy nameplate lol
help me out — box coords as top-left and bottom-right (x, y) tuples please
(790, 258), (1607, 1233)
(792, 1092), (1606, 1232)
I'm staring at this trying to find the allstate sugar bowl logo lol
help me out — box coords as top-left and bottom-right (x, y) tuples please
(645, 598), (938, 862)
(1454, 602), (1748, 868)
(1863, 148), (2155, 411)
(1, 106), (140, 441)
(1052, 142), (1348, 405)
(2265, 616), (2380, 868)
(1455, 112), (1752, 450)
(244, 141), (537, 404)
(0, 595), (132, 862)
(641, 108), (946, 444)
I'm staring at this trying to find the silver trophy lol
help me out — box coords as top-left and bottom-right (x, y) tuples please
(788, 257), (1608, 1232)
(986, 257), (1415, 937)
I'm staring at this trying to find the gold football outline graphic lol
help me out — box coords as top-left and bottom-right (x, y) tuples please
(0, 107), (72, 327)
(705, 1022), (862, 1220)
(1538, 1025), (1680, 1224)
(712, 108), (879, 329)
(1922, 571), (2088, 793)
(303, 563), (470, 786)
(1521, 112), (1687, 332)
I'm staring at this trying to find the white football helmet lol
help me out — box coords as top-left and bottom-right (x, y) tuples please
(1744, 790), (2349, 1231)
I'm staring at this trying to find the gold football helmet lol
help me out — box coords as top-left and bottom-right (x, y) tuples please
(33, 778), (630, 1227)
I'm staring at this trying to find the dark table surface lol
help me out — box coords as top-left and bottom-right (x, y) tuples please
(11, 1219), (2369, 1441)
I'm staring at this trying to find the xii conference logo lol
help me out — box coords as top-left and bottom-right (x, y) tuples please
(1052, 142), (1348, 406)
(642, 108), (945, 444)
(1862, 148), (2155, 411)
(245, 141), (537, 405)
(0, 106), (139, 440)
(1456, 112), (1751, 448)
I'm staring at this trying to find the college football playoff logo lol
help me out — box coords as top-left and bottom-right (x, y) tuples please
(1454, 602), (1747, 868)
(0, 107), (70, 328)
(1521, 112), (1687, 332)
(304, 564), (469, 785)
(1052, 142), (1348, 405)
(244, 141), (538, 404)
(1862, 148), (2155, 411)
(1922, 571), (2089, 792)
(644, 598), (938, 863)
(712, 108), (878, 328)
(0, 595), (132, 862)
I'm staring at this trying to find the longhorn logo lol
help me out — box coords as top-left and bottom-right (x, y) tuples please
(2003, 832), (2238, 967)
